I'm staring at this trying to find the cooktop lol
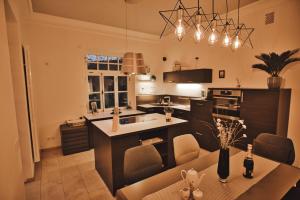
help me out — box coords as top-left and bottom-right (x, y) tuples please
(119, 116), (156, 125)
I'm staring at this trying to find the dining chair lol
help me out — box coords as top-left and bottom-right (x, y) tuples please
(123, 144), (163, 185)
(253, 133), (295, 165)
(173, 134), (200, 166)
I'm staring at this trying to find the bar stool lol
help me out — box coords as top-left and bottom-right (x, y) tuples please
(124, 144), (163, 185)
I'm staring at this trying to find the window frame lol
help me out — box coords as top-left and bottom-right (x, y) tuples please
(86, 54), (128, 112)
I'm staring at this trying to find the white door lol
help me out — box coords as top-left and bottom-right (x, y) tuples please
(23, 46), (40, 162)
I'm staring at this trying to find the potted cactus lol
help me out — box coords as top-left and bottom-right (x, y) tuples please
(252, 48), (300, 89)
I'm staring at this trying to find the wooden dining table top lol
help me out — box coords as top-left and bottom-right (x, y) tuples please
(115, 148), (300, 200)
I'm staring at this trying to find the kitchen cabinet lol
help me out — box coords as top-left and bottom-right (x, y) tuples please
(137, 106), (164, 114)
(163, 69), (212, 83)
(239, 89), (291, 149)
(60, 124), (89, 155)
(137, 106), (190, 120)
(190, 99), (219, 152)
(173, 109), (190, 120)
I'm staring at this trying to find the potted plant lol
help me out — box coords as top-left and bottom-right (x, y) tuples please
(252, 48), (300, 89)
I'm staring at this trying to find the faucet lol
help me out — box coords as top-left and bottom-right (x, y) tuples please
(163, 96), (171, 105)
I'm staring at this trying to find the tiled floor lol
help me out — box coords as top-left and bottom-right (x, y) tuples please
(25, 148), (114, 200)
(25, 147), (211, 200)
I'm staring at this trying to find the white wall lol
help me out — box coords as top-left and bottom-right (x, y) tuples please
(157, 0), (300, 166)
(22, 14), (163, 149)
(0, 0), (25, 199)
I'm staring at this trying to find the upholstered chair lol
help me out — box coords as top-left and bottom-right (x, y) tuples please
(173, 134), (201, 166)
(124, 144), (163, 185)
(253, 133), (295, 165)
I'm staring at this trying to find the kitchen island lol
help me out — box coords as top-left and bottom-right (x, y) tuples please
(84, 109), (145, 148)
(92, 113), (189, 194)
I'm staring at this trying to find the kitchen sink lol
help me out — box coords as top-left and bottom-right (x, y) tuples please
(150, 103), (178, 106)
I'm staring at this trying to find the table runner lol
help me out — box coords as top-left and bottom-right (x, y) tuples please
(143, 151), (279, 200)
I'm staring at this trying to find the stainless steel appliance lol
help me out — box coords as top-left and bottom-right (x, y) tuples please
(208, 89), (242, 120)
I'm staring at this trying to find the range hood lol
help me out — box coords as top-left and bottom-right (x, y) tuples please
(121, 52), (150, 75)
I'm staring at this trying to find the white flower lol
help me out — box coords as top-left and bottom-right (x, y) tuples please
(238, 120), (244, 124)
(217, 118), (221, 123)
(242, 125), (247, 129)
(242, 134), (247, 138)
(216, 122), (221, 127)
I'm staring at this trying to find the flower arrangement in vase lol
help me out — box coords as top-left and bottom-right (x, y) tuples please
(215, 118), (247, 182)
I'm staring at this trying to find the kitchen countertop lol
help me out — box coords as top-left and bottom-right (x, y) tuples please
(92, 113), (187, 137)
(137, 104), (191, 111)
(84, 109), (145, 121)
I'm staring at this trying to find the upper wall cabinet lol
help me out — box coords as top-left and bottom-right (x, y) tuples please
(163, 69), (212, 83)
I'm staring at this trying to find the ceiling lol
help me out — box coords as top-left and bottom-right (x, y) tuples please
(31, 0), (258, 35)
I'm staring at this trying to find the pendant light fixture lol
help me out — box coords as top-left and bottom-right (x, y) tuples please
(208, 0), (219, 45)
(193, 0), (205, 43)
(121, 0), (148, 75)
(232, 0), (242, 50)
(175, 6), (186, 41)
(158, 0), (254, 50)
(221, 0), (232, 47)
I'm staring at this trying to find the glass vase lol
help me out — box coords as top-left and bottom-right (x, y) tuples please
(217, 148), (230, 183)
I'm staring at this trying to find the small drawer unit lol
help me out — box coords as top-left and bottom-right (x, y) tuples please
(60, 124), (89, 155)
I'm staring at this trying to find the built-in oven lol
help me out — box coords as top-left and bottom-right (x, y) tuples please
(208, 89), (242, 120)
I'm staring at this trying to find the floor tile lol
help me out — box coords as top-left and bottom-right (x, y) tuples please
(42, 158), (59, 172)
(26, 148), (116, 200)
(41, 147), (62, 160)
(41, 182), (65, 200)
(81, 170), (105, 193)
(34, 162), (42, 181)
(88, 188), (114, 200)
(60, 166), (81, 181)
(78, 161), (95, 174)
(41, 169), (62, 185)
(25, 180), (41, 200)
(62, 175), (89, 200)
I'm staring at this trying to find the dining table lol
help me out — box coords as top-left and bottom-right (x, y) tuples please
(116, 148), (300, 200)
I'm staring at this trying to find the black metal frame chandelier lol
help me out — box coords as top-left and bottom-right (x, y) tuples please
(159, 0), (255, 50)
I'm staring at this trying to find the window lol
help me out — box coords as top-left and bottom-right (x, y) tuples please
(86, 54), (128, 111)
(118, 76), (128, 107)
(88, 76), (101, 110)
(86, 54), (122, 71)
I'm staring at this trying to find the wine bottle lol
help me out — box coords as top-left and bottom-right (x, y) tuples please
(243, 144), (254, 178)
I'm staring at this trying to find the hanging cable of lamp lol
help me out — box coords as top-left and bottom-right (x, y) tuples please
(174, 1), (186, 41)
(208, 0), (219, 45)
(194, 0), (205, 43)
(122, 0), (148, 75)
(232, 0), (242, 50)
(222, 0), (232, 47)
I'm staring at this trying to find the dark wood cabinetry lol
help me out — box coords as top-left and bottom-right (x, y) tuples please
(190, 100), (219, 152)
(137, 106), (164, 114)
(173, 109), (190, 120)
(60, 124), (89, 155)
(240, 89), (291, 149)
(163, 69), (212, 83)
(137, 106), (190, 120)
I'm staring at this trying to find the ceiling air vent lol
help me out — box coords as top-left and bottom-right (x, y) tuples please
(265, 12), (275, 25)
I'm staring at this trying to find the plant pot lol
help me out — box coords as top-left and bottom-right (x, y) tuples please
(217, 148), (230, 183)
(267, 76), (282, 89)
